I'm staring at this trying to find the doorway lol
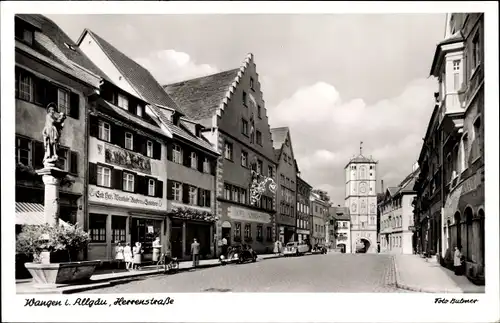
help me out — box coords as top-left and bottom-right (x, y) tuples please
(222, 227), (231, 245)
(356, 238), (371, 253)
(171, 220), (183, 258)
(338, 243), (346, 253)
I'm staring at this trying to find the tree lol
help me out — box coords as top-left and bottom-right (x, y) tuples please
(312, 189), (331, 203)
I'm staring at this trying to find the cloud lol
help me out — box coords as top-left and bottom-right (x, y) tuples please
(135, 49), (219, 85)
(268, 77), (437, 204)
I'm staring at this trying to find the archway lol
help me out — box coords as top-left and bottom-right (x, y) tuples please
(478, 209), (484, 267)
(465, 207), (473, 262)
(221, 221), (231, 244)
(355, 238), (371, 253)
(454, 211), (461, 249)
(337, 243), (346, 253)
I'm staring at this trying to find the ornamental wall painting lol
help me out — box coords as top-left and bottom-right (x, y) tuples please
(105, 143), (152, 174)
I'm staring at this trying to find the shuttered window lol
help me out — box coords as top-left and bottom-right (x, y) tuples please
(97, 165), (111, 187)
(147, 140), (153, 158)
(148, 179), (155, 196)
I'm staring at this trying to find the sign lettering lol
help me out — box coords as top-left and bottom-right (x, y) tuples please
(89, 185), (164, 210)
(228, 206), (271, 224)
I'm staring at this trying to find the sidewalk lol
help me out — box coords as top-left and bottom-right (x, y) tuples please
(394, 254), (485, 293)
(16, 253), (287, 294)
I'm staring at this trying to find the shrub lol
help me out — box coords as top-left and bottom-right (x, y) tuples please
(16, 223), (90, 263)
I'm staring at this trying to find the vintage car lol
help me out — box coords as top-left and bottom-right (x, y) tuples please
(219, 245), (257, 265)
(311, 244), (328, 254)
(283, 241), (309, 257)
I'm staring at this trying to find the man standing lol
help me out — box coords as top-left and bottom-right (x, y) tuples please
(191, 238), (200, 268)
(221, 236), (228, 256)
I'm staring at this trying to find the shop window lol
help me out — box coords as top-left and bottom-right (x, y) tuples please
(122, 172), (135, 192)
(89, 213), (107, 242)
(189, 186), (198, 205)
(146, 140), (153, 158)
(173, 144), (183, 164)
(112, 216), (126, 243)
(244, 224), (252, 238)
(234, 223), (241, 241)
(172, 182), (182, 201)
(98, 120), (111, 142)
(125, 132), (134, 150)
(266, 227), (272, 241)
(148, 179), (156, 196)
(257, 225), (263, 241)
(97, 165), (111, 187)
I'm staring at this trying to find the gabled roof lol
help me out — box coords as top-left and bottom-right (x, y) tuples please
(387, 187), (400, 197)
(77, 29), (182, 113)
(15, 14), (105, 88)
(270, 127), (289, 150)
(163, 53), (255, 121)
(330, 207), (350, 221)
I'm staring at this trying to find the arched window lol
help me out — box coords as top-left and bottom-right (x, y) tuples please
(465, 207), (474, 262)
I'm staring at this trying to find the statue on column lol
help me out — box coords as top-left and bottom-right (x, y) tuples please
(42, 103), (66, 167)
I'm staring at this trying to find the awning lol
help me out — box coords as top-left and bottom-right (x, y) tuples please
(16, 202), (71, 227)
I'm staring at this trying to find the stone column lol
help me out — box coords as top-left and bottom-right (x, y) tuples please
(36, 167), (68, 226)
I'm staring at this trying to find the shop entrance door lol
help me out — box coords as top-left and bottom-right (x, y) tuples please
(171, 221), (183, 259)
(131, 218), (162, 262)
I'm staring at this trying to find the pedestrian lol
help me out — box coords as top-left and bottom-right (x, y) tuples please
(191, 238), (200, 268)
(273, 240), (280, 255)
(114, 241), (124, 269)
(454, 245), (463, 275)
(123, 242), (133, 270)
(221, 235), (228, 256)
(152, 237), (161, 262)
(132, 242), (143, 271)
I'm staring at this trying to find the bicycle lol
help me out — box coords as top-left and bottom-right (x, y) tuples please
(156, 253), (179, 274)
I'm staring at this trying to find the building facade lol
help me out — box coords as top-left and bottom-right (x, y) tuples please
(271, 127), (297, 244)
(345, 150), (378, 253)
(379, 166), (419, 255)
(296, 174), (312, 243)
(329, 206), (351, 253)
(310, 192), (328, 245)
(164, 54), (277, 254)
(78, 29), (219, 261)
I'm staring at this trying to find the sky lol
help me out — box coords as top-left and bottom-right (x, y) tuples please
(48, 14), (445, 205)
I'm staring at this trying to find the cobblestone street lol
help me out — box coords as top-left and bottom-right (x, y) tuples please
(86, 254), (410, 293)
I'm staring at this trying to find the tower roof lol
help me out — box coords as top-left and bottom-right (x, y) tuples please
(345, 154), (377, 168)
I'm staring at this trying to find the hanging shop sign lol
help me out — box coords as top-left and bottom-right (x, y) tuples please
(88, 185), (164, 210)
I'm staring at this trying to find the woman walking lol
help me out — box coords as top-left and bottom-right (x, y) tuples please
(114, 241), (124, 269)
(123, 242), (133, 270)
(454, 245), (464, 275)
(133, 242), (143, 271)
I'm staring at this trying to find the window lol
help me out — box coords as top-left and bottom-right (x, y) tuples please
(472, 34), (480, 68)
(258, 105), (262, 118)
(244, 224), (251, 238)
(203, 157), (211, 173)
(242, 91), (247, 106)
(117, 94), (129, 110)
(190, 151), (198, 169)
(240, 188), (247, 204)
(16, 137), (31, 166)
(97, 165), (111, 187)
(241, 151), (248, 167)
(200, 190), (209, 207)
(112, 216), (126, 243)
(268, 166), (273, 178)
(189, 186), (198, 205)
(250, 78), (254, 90)
(266, 227), (272, 241)
(125, 132), (133, 150)
(173, 144), (182, 164)
(58, 148), (68, 171)
(462, 133), (469, 170)
(242, 119), (248, 135)
(123, 172), (135, 192)
(280, 174), (285, 183)
(137, 104), (143, 117)
(256, 131), (262, 145)
(224, 184), (231, 200)
(16, 25), (34, 45)
(224, 142), (233, 160)
(146, 141), (153, 158)
(257, 160), (263, 173)
(232, 187), (239, 203)
(453, 60), (461, 91)
(257, 225), (263, 240)
(453, 144), (460, 174)
(148, 179), (155, 196)
(18, 72), (33, 101)
(98, 121), (111, 142)
(283, 153), (288, 163)
(89, 214), (106, 242)
(57, 88), (69, 114)
(172, 182), (182, 201)
(234, 223), (241, 239)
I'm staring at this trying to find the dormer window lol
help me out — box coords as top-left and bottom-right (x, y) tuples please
(117, 94), (128, 110)
(137, 104), (143, 117)
(172, 113), (180, 126)
(15, 20), (34, 46)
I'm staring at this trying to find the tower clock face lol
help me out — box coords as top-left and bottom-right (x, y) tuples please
(351, 202), (357, 213)
(359, 182), (367, 194)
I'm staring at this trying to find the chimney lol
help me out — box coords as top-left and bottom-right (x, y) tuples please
(381, 180), (384, 193)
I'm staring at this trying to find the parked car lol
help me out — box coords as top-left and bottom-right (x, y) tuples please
(311, 244), (327, 254)
(283, 241), (309, 257)
(219, 244), (257, 265)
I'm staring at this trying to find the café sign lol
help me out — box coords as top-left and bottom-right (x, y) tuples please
(88, 185), (164, 210)
(228, 206), (271, 224)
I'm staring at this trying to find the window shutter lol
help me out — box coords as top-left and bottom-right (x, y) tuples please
(153, 141), (161, 160)
(113, 168), (122, 190)
(69, 92), (80, 119)
(166, 180), (174, 200)
(156, 180), (163, 198)
(134, 174), (140, 193)
(197, 153), (204, 172)
(33, 141), (45, 169)
(205, 190), (211, 207)
(133, 134), (143, 153)
(89, 115), (99, 138)
(166, 141), (173, 161)
(70, 151), (78, 174)
(183, 146), (191, 167)
(89, 162), (97, 185)
(182, 183), (190, 204)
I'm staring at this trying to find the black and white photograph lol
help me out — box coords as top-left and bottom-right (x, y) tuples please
(1, 2), (499, 322)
